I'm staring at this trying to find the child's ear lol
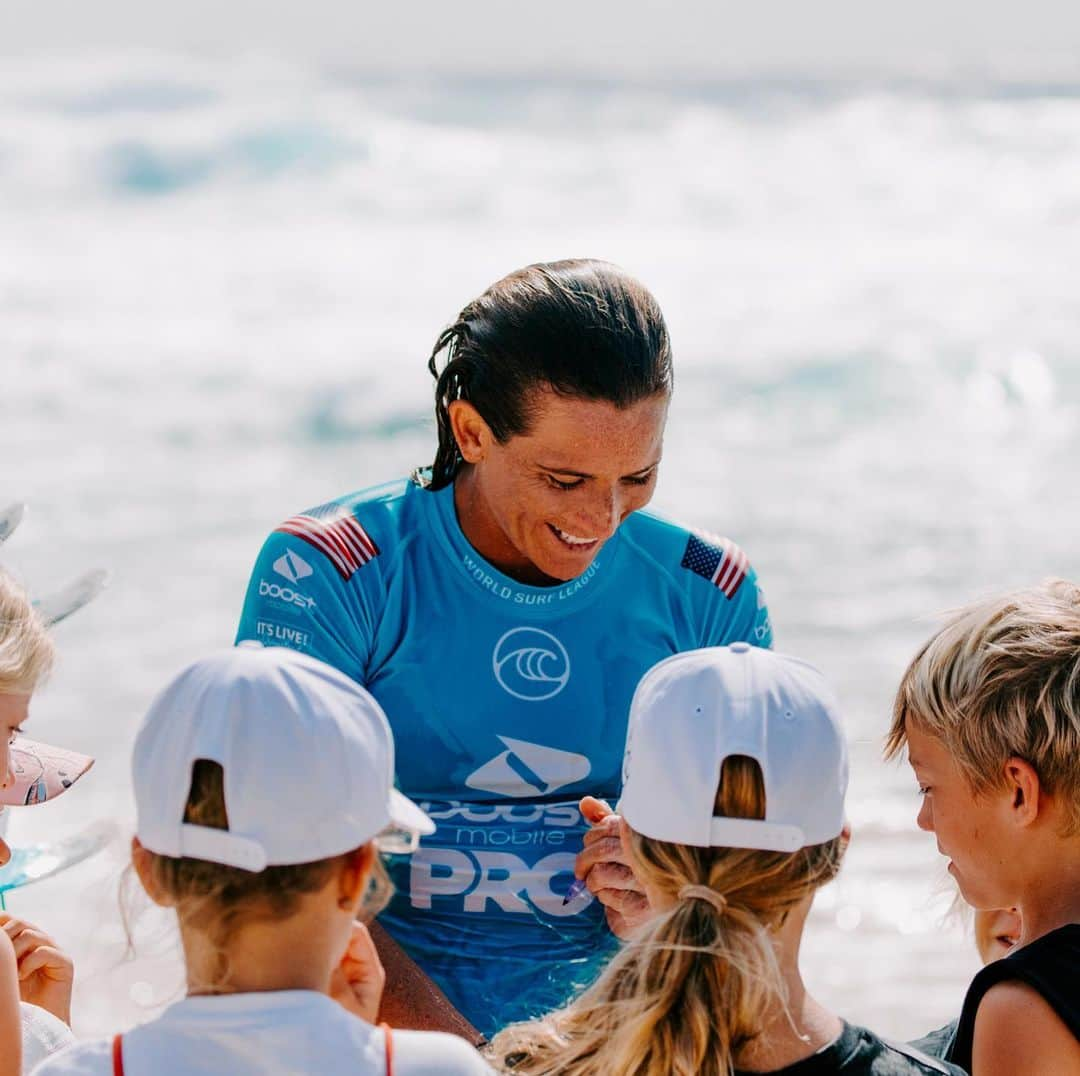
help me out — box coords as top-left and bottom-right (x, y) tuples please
(131, 837), (172, 907)
(338, 843), (376, 910)
(1004, 757), (1041, 826)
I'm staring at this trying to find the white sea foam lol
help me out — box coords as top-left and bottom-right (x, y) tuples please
(3, 54), (1079, 1041)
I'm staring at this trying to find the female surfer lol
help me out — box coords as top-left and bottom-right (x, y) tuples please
(236, 259), (772, 1036)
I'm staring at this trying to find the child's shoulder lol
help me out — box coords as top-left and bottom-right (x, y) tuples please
(951, 925), (1080, 1071)
(971, 978), (1080, 1074)
(392, 1029), (495, 1074)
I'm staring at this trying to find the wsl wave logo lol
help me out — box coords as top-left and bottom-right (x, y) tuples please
(465, 737), (591, 798)
(492, 627), (571, 701)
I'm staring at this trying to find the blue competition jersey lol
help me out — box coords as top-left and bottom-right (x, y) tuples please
(236, 477), (772, 1034)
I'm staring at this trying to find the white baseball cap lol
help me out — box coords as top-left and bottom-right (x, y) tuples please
(133, 646), (434, 872)
(618, 643), (848, 853)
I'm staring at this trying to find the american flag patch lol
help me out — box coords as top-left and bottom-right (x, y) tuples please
(681, 533), (749, 599)
(275, 503), (380, 581)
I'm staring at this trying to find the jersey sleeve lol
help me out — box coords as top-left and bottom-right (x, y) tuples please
(235, 519), (381, 684)
(680, 532), (773, 651)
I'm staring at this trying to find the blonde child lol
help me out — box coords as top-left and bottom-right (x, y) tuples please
(491, 643), (962, 1076)
(0, 570), (93, 1072)
(886, 579), (1080, 1075)
(33, 645), (492, 1076)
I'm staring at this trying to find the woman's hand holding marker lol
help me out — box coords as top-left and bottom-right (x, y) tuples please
(571, 796), (652, 938)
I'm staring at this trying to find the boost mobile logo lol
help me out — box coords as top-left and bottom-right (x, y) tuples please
(492, 627), (570, 701)
(258, 580), (315, 609)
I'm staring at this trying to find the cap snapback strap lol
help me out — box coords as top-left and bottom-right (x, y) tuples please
(178, 824), (268, 871)
(707, 817), (805, 853)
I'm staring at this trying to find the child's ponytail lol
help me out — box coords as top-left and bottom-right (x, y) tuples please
(489, 756), (844, 1076)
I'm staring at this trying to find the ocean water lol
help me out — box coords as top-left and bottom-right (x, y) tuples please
(3, 54), (1080, 1042)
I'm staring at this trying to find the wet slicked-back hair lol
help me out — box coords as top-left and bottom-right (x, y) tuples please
(425, 259), (673, 490)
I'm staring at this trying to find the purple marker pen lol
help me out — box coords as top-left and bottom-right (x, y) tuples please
(562, 877), (589, 906)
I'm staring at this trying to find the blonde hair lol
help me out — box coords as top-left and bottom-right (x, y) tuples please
(489, 757), (844, 1076)
(885, 579), (1080, 833)
(134, 759), (392, 992)
(0, 568), (54, 694)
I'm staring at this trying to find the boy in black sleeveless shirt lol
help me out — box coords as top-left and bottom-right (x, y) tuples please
(911, 908), (1020, 1062)
(885, 580), (1080, 1075)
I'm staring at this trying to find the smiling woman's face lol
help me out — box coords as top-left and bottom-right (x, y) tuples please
(451, 389), (669, 585)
